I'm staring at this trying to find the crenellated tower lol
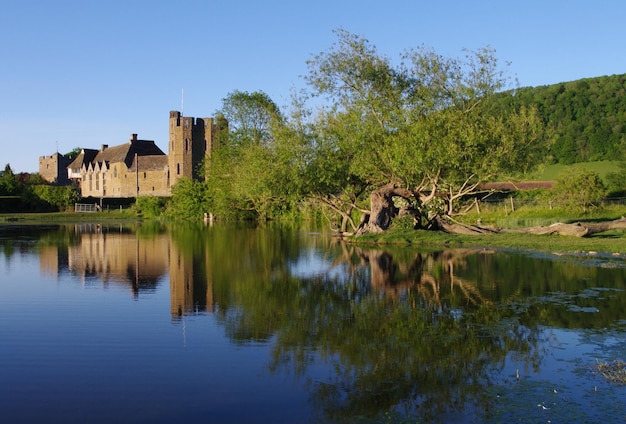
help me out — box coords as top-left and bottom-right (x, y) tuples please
(168, 110), (223, 186)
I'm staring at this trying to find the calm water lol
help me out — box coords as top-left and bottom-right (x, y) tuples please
(1, 222), (626, 423)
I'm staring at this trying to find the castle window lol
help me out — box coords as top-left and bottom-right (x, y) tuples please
(143, 172), (147, 179)
(185, 139), (189, 151)
(177, 163), (180, 175)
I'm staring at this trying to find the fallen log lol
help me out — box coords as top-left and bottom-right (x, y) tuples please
(436, 216), (626, 238)
(505, 222), (589, 237)
(502, 216), (626, 237)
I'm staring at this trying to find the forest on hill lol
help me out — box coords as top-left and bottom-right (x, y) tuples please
(488, 74), (626, 164)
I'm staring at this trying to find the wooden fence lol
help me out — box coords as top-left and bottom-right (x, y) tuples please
(74, 203), (100, 213)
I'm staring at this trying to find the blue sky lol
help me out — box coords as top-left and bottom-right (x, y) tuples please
(2, 0), (625, 172)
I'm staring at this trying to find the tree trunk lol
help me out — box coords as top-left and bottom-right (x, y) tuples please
(356, 183), (415, 235)
(347, 180), (626, 239)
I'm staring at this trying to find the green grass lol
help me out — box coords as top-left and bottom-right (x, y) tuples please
(3, 202), (626, 256)
(460, 203), (625, 228)
(355, 204), (626, 255)
(356, 226), (626, 255)
(530, 160), (623, 182)
(0, 209), (138, 222)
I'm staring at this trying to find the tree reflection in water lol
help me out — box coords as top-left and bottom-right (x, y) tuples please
(221, 240), (543, 423)
(5, 223), (620, 422)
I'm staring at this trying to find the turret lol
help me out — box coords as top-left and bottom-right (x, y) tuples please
(168, 110), (225, 186)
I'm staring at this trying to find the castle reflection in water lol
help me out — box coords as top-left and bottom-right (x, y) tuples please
(38, 224), (212, 319)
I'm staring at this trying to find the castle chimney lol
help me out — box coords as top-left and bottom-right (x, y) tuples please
(101, 144), (108, 151)
(131, 133), (137, 142)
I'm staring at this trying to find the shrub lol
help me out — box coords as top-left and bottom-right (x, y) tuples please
(134, 196), (168, 218)
(552, 168), (606, 212)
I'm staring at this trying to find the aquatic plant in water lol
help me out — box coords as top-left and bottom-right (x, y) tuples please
(595, 360), (626, 384)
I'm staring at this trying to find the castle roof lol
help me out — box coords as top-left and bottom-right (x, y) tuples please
(95, 138), (165, 168)
(67, 149), (99, 170)
(128, 155), (168, 171)
(67, 135), (166, 172)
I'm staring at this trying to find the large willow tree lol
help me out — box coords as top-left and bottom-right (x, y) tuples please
(193, 30), (545, 231)
(303, 29), (544, 234)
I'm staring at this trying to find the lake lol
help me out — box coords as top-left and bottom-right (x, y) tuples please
(1, 222), (625, 423)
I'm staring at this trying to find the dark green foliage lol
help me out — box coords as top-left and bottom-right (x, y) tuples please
(30, 185), (80, 211)
(389, 215), (417, 231)
(64, 147), (82, 160)
(486, 74), (626, 164)
(0, 164), (19, 195)
(166, 178), (211, 220)
(605, 162), (626, 196)
(134, 195), (168, 218)
(0, 165), (80, 212)
(552, 168), (606, 212)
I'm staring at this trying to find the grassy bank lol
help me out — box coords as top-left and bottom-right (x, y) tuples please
(358, 227), (626, 257)
(0, 209), (138, 223)
(530, 160), (623, 182)
(459, 203), (625, 228)
(357, 204), (626, 256)
(2, 206), (625, 256)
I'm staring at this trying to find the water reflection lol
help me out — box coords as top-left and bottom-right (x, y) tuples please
(1, 223), (625, 423)
(9, 223), (213, 316)
(68, 224), (166, 293)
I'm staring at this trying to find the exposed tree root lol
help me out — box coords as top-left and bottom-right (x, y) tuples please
(432, 216), (502, 235)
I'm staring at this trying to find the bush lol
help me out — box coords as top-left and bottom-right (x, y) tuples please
(30, 185), (80, 211)
(605, 163), (626, 196)
(552, 168), (606, 212)
(390, 215), (416, 231)
(134, 195), (168, 218)
(166, 178), (210, 220)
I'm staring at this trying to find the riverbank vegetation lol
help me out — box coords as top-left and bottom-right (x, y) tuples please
(0, 164), (80, 212)
(3, 30), (625, 248)
(162, 30), (624, 240)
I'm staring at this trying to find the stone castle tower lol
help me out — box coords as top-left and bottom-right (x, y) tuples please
(39, 152), (72, 185)
(168, 111), (222, 182)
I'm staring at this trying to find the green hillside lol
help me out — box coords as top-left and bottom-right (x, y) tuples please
(531, 160), (623, 182)
(488, 74), (626, 164)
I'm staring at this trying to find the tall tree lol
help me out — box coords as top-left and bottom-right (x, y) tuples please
(0, 164), (19, 195)
(303, 29), (544, 234)
(217, 90), (283, 146)
(205, 90), (299, 219)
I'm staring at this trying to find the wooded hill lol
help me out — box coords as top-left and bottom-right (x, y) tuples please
(487, 74), (626, 164)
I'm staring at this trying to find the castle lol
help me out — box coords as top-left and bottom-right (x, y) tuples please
(39, 111), (224, 198)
